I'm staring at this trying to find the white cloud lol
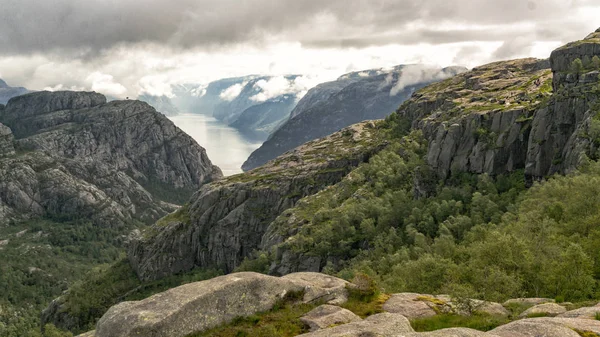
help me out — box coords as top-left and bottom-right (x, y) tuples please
(86, 72), (127, 97)
(220, 82), (246, 101)
(191, 84), (208, 97)
(390, 65), (460, 96)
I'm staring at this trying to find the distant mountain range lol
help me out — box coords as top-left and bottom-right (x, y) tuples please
(242, 64), (468, 171)
(0, 79), (30, 104)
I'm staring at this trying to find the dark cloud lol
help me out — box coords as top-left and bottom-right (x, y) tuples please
(0, 0), (598, 56)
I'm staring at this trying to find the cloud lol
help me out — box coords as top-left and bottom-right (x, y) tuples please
(86, 72), (127, 97)
(249, 76), (323, 102)
(390, 65), (460, 96)
(0, 0), (598, 57)
(219, 82), (246, 101)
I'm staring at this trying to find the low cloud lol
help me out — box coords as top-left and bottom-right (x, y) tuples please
(86, 72), (127, 97)
(250, 76), (322, 102)
(220, 82), (247, 101)
(390, 65), (460, 96)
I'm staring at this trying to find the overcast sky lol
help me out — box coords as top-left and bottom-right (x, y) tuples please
(0, 0), (599, 98)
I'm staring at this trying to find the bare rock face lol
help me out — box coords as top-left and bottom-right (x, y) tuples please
(489, 317), (600, 337)
(300, 305), (361, 332)
(0, 123), (15, 156)
(282, 272), (349, 305)
(519, 303), (567, 318)
(0, 91), (221, 226)
(557, 302), (600, 319)
(93, 272), (348, 337)
(382, 293), (440, 319)
(296, 312), (414, 337)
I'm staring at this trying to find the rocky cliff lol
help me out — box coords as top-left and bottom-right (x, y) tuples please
(127, 121), (389, 280)
(0, 91), (222, 226)
(397, 31), (600, 181)
(242, 65), (468, 171)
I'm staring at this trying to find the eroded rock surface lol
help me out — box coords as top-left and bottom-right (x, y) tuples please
(300, 305), (361, 332)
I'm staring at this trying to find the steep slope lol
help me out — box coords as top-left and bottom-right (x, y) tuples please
(242, 65), (467, 171)
(127, 121), (390, 280)
(229, 94), (297, 140)
(0, 78), (30, 104)
(137, 94), (179, 116)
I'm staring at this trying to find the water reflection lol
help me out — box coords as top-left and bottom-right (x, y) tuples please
(169, 114), (262, 176)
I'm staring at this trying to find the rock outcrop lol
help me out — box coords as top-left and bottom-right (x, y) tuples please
(300, 305), (361, 332)
(519, 303), (567, 318)
(0, 91), (221, 226)
(382, 293), (508, 319)
(92, 272), (347, 337)
(297, 312), (414, 337)
(128, 121), (387, 280)
(557, 302), (600, 319)
(243, 65), (467, 171)
(396, 31), (600, 181)
(0, 123), (15, 156)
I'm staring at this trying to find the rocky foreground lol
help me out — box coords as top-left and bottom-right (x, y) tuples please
(75, 271), (600, 337)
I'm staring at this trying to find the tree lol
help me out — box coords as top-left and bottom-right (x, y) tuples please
(592, 55), (600, 70)
(583, 55), (593, 69)
(571, 58), (584, 74)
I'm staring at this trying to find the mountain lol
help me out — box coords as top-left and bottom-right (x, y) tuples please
(0, 78), (30, 104)
(166, 76), (301, 141)
(41, 28), (600, 337)
(0, 90), (221, 336)
(242, 65), (468, 171)
(229, 94), (297, 140)
(137, 94), (179, 116)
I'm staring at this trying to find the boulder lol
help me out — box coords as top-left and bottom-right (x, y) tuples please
(382, 293), (440, 319)
(518, 303), (567, 318)
(470, 300), (510, 317)
(283, 272), (349, 305)
(502, 298), (554, 306)
(296, 312), (413, 337)
(94, 272), (305, 337)
(489, 318), (582, 337)
(557, 303), (600, 319)
(490, 317), (600, 336)
(300, 305), (361, 332)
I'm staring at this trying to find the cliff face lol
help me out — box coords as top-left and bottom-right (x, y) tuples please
(127, 121), (389, 280)
(0, 91), (222, 226)
(398, 32), (600, 181)
(242, 65), (467, 171)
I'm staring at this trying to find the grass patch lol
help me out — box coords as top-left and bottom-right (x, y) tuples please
(575, 329), (600, 337)
(410, 314), (510, 332)
(192, 291), (315, 337)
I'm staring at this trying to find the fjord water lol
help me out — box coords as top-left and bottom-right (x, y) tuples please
(169, 114), (262, 176)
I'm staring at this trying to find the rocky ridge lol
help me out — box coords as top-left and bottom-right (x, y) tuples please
(0, 91), (222, 226)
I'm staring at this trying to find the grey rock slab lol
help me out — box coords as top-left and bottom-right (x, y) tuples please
(283, 272), (349, 305)
(519, 303), (567, 318)
(296, 312), (414, 337)
(94, 272), (304, 337)
(300, 304), (361, 331)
